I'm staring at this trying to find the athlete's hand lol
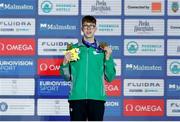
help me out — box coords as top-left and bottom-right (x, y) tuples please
(63, 52), (72, 65)
(104, 46), (112, 60)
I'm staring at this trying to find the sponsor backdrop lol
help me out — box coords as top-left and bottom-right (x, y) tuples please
(0, 0), (180, 121)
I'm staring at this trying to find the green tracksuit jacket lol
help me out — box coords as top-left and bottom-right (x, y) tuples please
(60, 40), (116, 101)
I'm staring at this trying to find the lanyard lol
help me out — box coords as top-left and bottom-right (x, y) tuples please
(82, 39), (102, 51)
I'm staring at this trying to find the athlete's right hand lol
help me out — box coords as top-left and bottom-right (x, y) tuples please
(63, 52), (72, 65)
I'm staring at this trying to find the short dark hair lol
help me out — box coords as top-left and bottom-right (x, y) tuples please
(82, 15), (96, 25)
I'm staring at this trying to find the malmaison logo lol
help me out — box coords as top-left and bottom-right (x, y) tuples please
(38, 18), (79, 36)
(123, 58), (164, 77)
(0, 2), (33, 10)
(40, 23), (76, 31)
(126, 64), (162, 71)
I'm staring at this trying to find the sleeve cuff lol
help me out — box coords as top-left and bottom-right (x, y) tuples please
(60, 63), (69, 68)
(105, 55), (113, 64)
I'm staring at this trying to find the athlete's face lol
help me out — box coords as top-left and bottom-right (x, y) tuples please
(82, 22), (97, 39)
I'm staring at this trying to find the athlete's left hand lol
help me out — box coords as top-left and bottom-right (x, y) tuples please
(104, 46), (112, 60)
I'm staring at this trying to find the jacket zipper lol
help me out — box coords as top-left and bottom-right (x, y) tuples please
(86, 48), (89, 99)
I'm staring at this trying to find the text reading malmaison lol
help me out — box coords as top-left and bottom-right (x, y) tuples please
(40, 24), (76, 30)
(126, 64), (162, 71)
(0, 61), (33, 66)
(2, 4), (33, 10)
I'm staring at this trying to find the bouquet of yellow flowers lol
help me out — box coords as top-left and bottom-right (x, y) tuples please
(63, 43), (80, 61)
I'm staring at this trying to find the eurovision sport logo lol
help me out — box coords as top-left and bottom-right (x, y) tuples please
(37, 78), (70, 96)
(104, 97), (121, 117)
(0, 57), (35, 76)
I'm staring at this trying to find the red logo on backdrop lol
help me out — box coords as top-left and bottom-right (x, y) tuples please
(38, 58), (64, 76)
(152, 2), (161, 12)
(123, 99), (164, 116)
(0, 38), (35, 55)
(105, 79), (121, 96)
